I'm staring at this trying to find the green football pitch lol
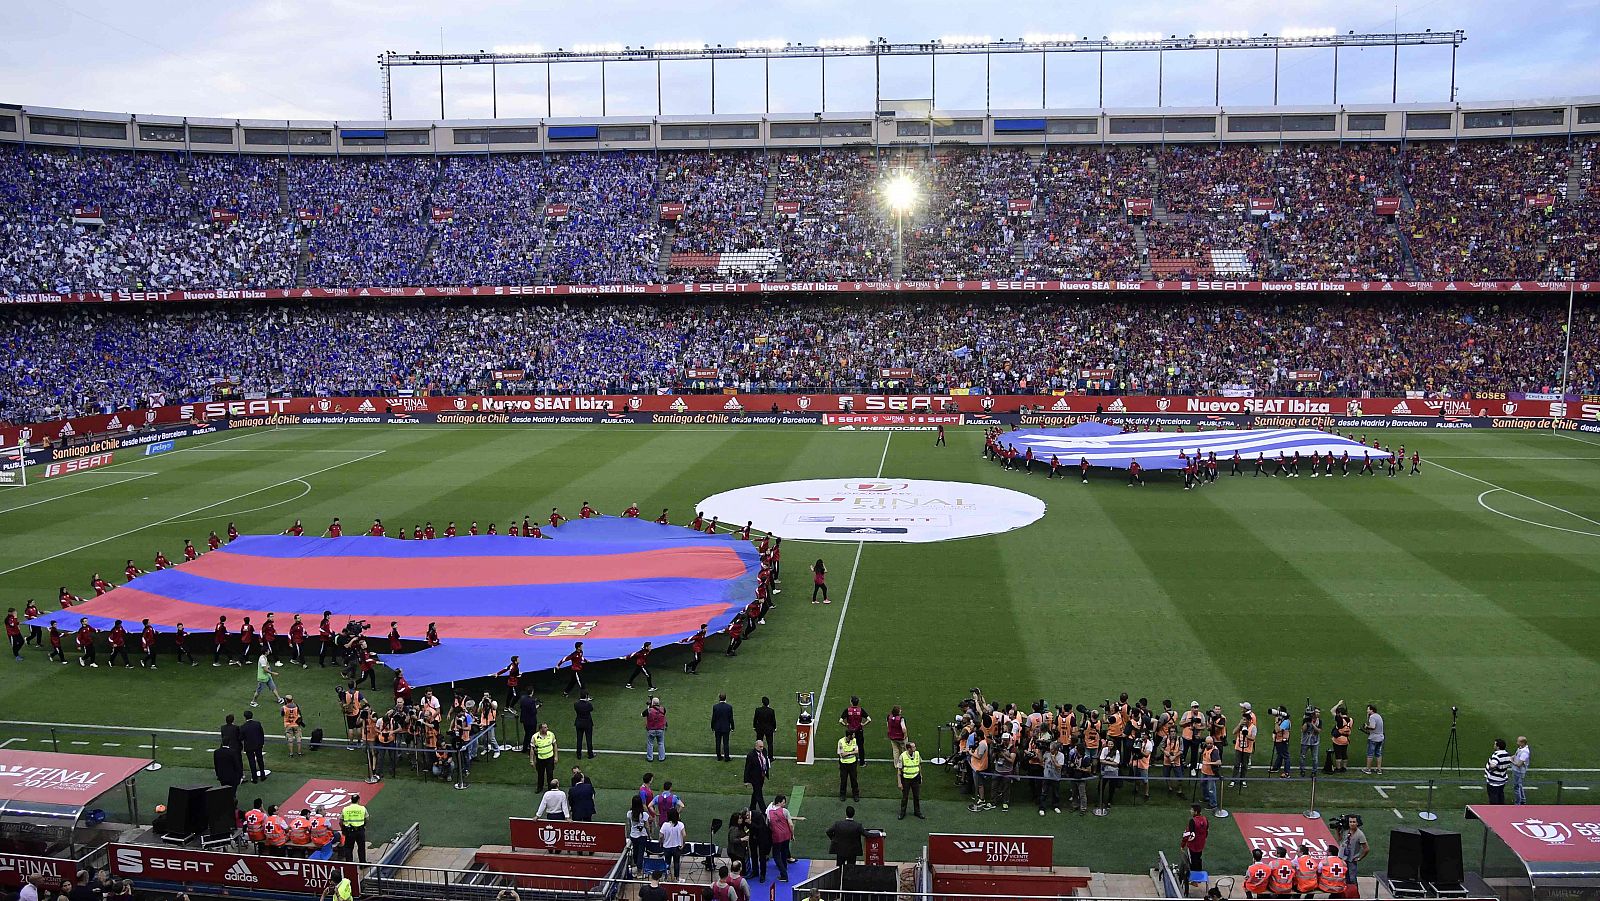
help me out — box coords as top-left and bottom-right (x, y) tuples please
(2, 422), (1598, 874)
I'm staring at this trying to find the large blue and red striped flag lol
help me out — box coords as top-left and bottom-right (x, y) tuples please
(43, 518), (761, 685)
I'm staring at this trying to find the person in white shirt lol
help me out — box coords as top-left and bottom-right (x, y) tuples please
(1512, 736), (1532, 805)
(18, 874), (42, 901)
(659, 809), (687, 878)
(535, 779), (571, 820)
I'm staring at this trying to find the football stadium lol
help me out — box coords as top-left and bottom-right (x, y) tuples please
(1, 5), (1599, 900)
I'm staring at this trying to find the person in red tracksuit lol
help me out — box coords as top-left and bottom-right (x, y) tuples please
(107, 619), (131, 667)
(237, 617), (257, 666)
(684, 624), (707, 675)
(549, 508), (565, 529)
(227, 522), (240, 543)
(1128, 459), (1145, 486)
(139, 619), (158, 668)
(289, 614), (307, 668)
(24, 600), (43, 647)
(174, 622), (196, 666)
(328, 518), (343, 537)
(580, 502), (595, 519)
(558, 643), (586, 696)
(123, 561), (143, 583)
(213, 616), (230, 666)
(5, 608), (22, 661)
(261, 613), (279, 663)
(426, 623), (440, 647)
(626, 642), (655, 690)
(184, 540), (198, 562)
(208, 531), (222, 551)
(388, 623), (402, 654)
(368, 519), (385, 537)
(48, 622), (66, 663)
(318, 611), (335, 667)
(76, 618), (99, 667)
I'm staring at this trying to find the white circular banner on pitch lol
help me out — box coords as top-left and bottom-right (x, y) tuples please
(699, 478), (1046, 543)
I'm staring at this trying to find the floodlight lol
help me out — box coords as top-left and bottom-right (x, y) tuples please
(883, 174), (918, 213)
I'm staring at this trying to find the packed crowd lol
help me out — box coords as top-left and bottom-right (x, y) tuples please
(663, 151), (779, 280)
(1, 139), (1595, 291)
(2, 296), (1596, 424)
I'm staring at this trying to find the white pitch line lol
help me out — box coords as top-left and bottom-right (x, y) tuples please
(1430, 460), (1600, 530)
(0, 450), (385, 577)
(166, 479), (313, 525)
(0, 738), (24, 748)
(813, 431), (892, 728)
(1477, 489), (1600, 539)
(0, 472), (156, 516)
(175, 448), (382, 454)
(1556, 431), (1600, 450)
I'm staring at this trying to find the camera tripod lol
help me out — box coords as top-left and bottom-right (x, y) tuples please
(1438, 706), (1461, 774)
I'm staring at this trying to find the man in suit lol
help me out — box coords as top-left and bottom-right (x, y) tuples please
(753, 697), (777, 761)
(213, 745), (243, 788)
(519, 691), (542, 753)
(241, 710), (267, 783)
(711, 694), (735, 761)
(743, 739), (770, 809)
(826, 806), (866, 867)
(220, 713), (243, 773)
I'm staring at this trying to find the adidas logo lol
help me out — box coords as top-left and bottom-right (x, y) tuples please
(1391, 400), (1412, 415)
(1051, 398), (1070, 411)
(723, 397), (743, 411)
(224, 860), (260, 883)
(356, 400), (376, 413)
(670, 398), (688, 412)
(107, 415), (123, 429)
(1106, 399), (1127, 412)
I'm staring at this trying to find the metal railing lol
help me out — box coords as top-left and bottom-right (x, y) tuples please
(359, 854), (629, 901)
(965, 769), (1584, 820)
(0, 718), (504, 790)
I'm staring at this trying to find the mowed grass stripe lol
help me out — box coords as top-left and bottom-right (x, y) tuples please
(1271, 473), (1600, 761)
(1191, 480), (1548, 764)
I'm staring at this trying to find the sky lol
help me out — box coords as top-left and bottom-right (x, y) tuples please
(3, 0), (1598, 123)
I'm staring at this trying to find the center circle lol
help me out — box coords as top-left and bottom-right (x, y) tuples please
(698, 478), (1046, 543)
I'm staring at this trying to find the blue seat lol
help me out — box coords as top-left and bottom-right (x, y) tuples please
(638, 838), (669, 877)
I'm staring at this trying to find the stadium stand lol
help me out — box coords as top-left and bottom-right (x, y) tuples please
(3, 139), (1597, 292)
(1, 297), (1595, 426)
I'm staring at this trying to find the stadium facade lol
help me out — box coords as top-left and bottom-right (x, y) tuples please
(4, 96), (1599, 154)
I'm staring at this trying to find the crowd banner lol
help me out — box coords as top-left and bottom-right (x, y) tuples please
(4, 394), (1598, 452)
(1, 279), (1596, 307)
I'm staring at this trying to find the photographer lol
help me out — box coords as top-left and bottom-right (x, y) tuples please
(1332, 814), (1369, 885)
(1268, 706), (1292, 778)
(1299, 704), (1322, 777)
(1330, 703), (1353, 773)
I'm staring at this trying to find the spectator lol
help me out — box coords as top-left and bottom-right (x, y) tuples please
(659, 809), (686, 878)
(643, 697), (668, 761)
(825, 805), (865, 867)
(569, 768), (596, 822)
(535, 778), (571, 820)
(766, 795), (800, 883)
(1485, 739), (1513, 804)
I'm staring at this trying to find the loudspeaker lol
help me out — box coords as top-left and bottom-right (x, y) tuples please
(1388, 827), (1424, 881)
(204, 785), (237, 837)
(163, 784), (211, 837)
(1421, 829), (1464, 884)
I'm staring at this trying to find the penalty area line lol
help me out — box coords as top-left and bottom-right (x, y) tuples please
(1430, 460), (1600, 532)
(0, 450), (386, 578)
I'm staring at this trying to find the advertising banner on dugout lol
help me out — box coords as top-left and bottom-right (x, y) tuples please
(926, 833), (1054, 867)
(110, 844), (360, 893)
(0, 852), (77, 890)
(1233, 813), (1335, 859)
(1467, 805), (1600, 863)
(508, 818), (627, 854)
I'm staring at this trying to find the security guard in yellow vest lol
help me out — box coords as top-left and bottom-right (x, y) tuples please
(530, 722), (558, 791)
(898, 741), (924, 820)
(319, 873), (355, 901)
(837, 734), (860, 802)
(340, 795), (368, 864)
